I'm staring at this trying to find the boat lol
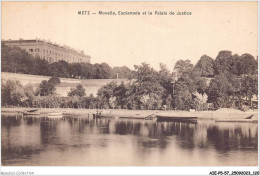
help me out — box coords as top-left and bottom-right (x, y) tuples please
(156, 115), (197, 123)
(144, 114), (156, 120)
(48, 112), (63, 116)
(47, 112), (63, 118)
(23, 109), (41, 116)
(119, 115), (145, 119)
(119, 113), (146, 119)
(215, 114), (257, 123)
(215, 119), (258, 123)
(23, 112), (41, 115)
(156, 118), (198, 123)
(95, 113), (117, 119)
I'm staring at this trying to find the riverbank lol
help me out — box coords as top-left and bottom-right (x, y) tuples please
(2, 107), (258, 120)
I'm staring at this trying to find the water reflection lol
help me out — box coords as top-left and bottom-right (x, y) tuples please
(1, 115), (258, 166)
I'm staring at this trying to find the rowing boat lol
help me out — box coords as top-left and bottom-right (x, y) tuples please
(23, 112), (41, 115)
(48, 112), (63, 116)
(156, 115), (197, 123)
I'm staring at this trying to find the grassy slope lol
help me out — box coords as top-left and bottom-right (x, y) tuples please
(2, 72), (127, 96)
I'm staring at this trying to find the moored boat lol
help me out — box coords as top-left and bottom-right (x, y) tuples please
(23, 109), (41, 116)
(23, 112), (41, 116)
(95, 113), (117, 119)
(144, 114), (156, 120)
(156, 115), (197, 123)
(47, 112), (63, 118)
(119, 115), (145, 119)
(48, 112), (63, 116)
(215, 119), (258, 123)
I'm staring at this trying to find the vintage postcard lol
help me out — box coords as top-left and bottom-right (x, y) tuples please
(1, 1), (258, 175)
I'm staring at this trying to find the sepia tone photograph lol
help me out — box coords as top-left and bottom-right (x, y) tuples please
(1, 1), (258, 168)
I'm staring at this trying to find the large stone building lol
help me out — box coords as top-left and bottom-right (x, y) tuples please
(3, 39), (91, 63)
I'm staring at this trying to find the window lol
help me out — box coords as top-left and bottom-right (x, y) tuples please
(35, 48), (40, 52)
(29, 49), (33, 52)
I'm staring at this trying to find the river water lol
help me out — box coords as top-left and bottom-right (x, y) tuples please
(1, 115), (258, 166)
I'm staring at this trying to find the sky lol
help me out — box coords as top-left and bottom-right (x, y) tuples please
(1, 1), (258, 70)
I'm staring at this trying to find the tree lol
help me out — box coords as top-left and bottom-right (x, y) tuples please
(23, 84), (35, 107)
(173, 89), (193, 110)
(241, 75), (258, 107)
(81, 63), (96, 79)
(97, 81), (118, 108)
(1, 44), (33, 74)
(2, 80), (26, 106)
(131, 63), (164, 109)
(94, 63), (112, 79)
(194, 55), (214, 77)
(213, 50), (238, 75)
(37, 76), (61, 96)
(158, 63), (173, 95)
(237, 54), (257, 75)
(196, 77), (208, 95)
(32, 58), (49, 76)
(47, 61), (70, 77)
(37, 80), (52, 96)
(192, 91), (208, 111)
(207, 73), (232, 109)
(174, 60), (194, 77)
(68, 84), (86, 97)
(113, 82), (129, 109)
(48, 76), (61, 86)
(1, 44), (130, 79)
(111, 66), (133, 79)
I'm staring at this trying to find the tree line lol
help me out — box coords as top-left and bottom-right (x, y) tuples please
(1, 43), (134, 79)
(1, 48), (258, 111)
(95, 51), (258, 110)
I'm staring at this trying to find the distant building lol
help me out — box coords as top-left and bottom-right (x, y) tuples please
(2, 39), (91, 64)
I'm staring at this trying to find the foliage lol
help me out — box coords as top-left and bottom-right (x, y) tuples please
(48, 76), (61, 86)
(36, 76), (61, 96)
(1, 44), (132, 79)
(97, 81), (118, 108)
(174, 60), (194, 77)
(94, 63), (112, 79)
(111, 66), (134, 79)
(241, 75), (258, 100)
(2, 80), (27, 106)
(158, 63), (173, 98)
(130, 63), (164, 109)
(194, 55), (214, 77)
(2, 44), (258, 111)
(214, 50), (238, 75)
(236, 54), (258, 75)
(68, 84), (86, 97)
(207, 73), (233, 108)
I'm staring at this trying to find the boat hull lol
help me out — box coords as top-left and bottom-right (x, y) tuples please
(47, 115), (63, 118)
(156, 115), (197, 123)
(48, 113), (63, 116)
(23, 112), (41, 116)
(95, 114), (117, 119)
(215, 119), (258, 123)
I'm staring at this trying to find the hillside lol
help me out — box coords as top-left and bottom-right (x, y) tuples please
(2, 72), (127, 97)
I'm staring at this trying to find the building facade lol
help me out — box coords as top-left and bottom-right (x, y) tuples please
(3, 39), (91, 64)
